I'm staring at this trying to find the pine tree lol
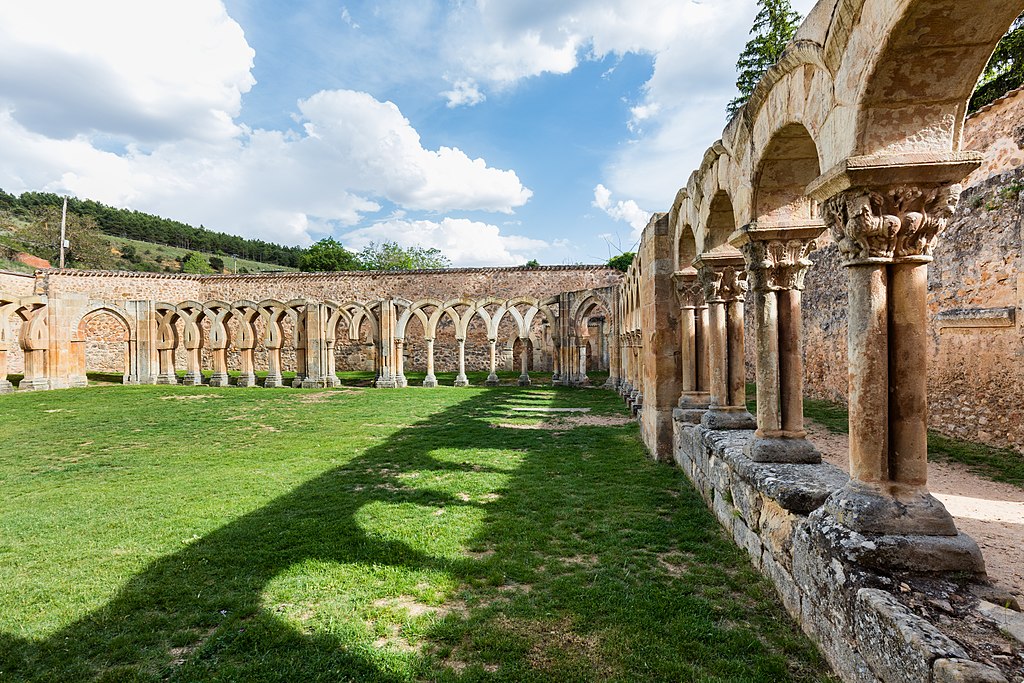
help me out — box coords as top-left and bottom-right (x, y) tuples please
(970, 12), (1024, 113)
(727, 0), (802, 118)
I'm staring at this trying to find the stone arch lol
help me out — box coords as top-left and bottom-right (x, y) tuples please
(702, 190), (737, 253)
(752, 123), (822, 223)
(74, 305), (133, 384)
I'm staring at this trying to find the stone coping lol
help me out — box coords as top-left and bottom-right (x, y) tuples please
(698, 425), (848, 513)
(0, 269), (34, 278)
(39, 265), (619, 280)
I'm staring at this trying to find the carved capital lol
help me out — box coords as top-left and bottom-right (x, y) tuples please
(740, 238), (817, 292)
(823, 183), (961, 265)
(672, 271), (703, 308)
(700, 265), (747, 303)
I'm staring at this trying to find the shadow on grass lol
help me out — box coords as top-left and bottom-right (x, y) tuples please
(0, 387), (831, 682)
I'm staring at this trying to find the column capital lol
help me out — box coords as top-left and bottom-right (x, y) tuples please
(806, 153), (979, 267)
(731, 223), (824, 293)
(695, 252), (747, 303)
(671, 269), (704, 308)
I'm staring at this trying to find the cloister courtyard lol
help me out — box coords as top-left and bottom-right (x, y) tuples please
(0, 376), (838, 682)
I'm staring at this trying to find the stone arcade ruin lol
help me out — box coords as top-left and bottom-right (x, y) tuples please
(4, 1), (1024, 680)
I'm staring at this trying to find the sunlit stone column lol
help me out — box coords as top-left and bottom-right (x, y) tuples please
(578, 343), (589, 386)
(672, 269), (711, 415)
(695, 254), (755, 430)
(181, 320), (204, 387)
(485, 338), (500, 386)
(395, 338), (408, 388)
(423, 337), (438, 387)
(237, 345), (257, 387)
(454, 338), (469, 387)
(733, 224), (823, 463)
(518, 337), (531, 386)
(810, 156), (985, 570)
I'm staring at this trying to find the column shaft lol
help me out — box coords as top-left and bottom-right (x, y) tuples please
(889, 262), (929, 487)
(778, 289), (805, 434)
(753, 290), (781, 433)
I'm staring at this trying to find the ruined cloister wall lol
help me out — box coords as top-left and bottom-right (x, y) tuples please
(0, 271), (36, 297)
(802, 97), (1024, 452)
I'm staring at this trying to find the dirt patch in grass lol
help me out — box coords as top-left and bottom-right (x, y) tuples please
(657, 550), (696, 577)
(159, 395), (223, 401)
(295, 390), (361, 403)
(560, 554), (599, 568)
(168, 626), (217, 666)
(495, 414), (633, 432)
(501, 615), (616, 677)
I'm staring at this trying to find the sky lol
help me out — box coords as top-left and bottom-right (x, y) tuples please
(0, 0), (817, 267)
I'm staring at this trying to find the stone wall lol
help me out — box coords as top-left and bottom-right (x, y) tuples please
(801, 101), (1024, 452)
(0, 271), (36, 297)
(674, 420), (1011, 683)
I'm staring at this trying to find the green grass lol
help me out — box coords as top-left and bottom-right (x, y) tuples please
(0, 383), (833, 682)
(0, 258), (35, 273)
(803, 397), (1024, 490)
(105, 235), (298, 273)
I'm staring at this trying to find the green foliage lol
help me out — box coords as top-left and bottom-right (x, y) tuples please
(970, 12), (1024, 113)
(180, 252), (214, 274)
(208, 255), (225, 272)
(298, 237), (361, 272)
(607, 252), (635, 272)
(524, 259), (540, 267)
(12, 206), (115, 269)
(727, 0), (801, 118)
(358, 241), (451, 271)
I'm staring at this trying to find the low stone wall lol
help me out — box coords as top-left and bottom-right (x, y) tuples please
(673, 418), (1012, 683)
(0, 270), (36, 297)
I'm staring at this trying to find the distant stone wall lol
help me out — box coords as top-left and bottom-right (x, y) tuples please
(0, 271), (36, 297)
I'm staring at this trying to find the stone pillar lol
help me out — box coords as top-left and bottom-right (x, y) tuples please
(291, 307), (308, 388)
(423, 338), (437, 387)
(808, 155), (985, 571)
(485, 338), (499, 386)
(395, 338), (408, 388)
(0, 341), (10, 394)
(578, 344), (589, 386)
(733, 224), (823, 463)
(208, 312), (231, 388)
(265, 345), (284, 388)
(518, 337), (531, 386)
(454, 338), (469, 386)
(551, 341), (560, 383)
(672, 269), (711, 416)
(695, 253), (755, 430)
(237, 346), (257, 387)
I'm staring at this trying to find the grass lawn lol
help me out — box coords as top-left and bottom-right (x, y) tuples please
(0, 383), (834, 682)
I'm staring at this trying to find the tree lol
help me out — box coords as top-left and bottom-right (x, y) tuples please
(607, 252), (635, 272)
(727, 0), (801, 118)
(970, 12), (1024, 112)
(181, 252), (214, 274)
(14, 206), (114, 269)
(358, 241), (451, 270)
(524, 259), (540, 267)
(298, 237), (361, 272)
(208, 256), (225, 272)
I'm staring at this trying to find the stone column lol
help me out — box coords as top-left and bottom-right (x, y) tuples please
(395, 338), (408, 388)
(578, 344), (589, 386)
(237, 345), (257, 387)
(0, 341), (10, 394)
(209, 347), (229, 387)
(518, 337), (531, 386)
(733, 225), (823, 463)
(809, 156), (985, 570)
(551, 341), (560, 382)
(265, 344), (284, 388)
(695, 253), (755, 430)
(423, 338), (438, 387)
(485, 338), (499, 386)
(454, 338), (469, 386)
(291, 308), (308, 388)
(672, 269), (711, 415)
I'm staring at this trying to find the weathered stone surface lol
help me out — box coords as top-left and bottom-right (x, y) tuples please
(977, 600), (1024, 646)
(724, 448), (848, 513)
(933, 658), (1010, 683)
(854, 589), (968, 683)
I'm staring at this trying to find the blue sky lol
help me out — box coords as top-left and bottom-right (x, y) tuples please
(0, 0), (816, 266)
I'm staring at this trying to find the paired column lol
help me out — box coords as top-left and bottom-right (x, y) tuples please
(518, 337), (531, 386)
(672, 269), (710, 412)
(733, 225), (823, 463)
(695, 253), (755, 430)
(810, 157), (983, 558)
(578, 343), (589, 386)
(453, 338), (469, 386)
(423, 338), (438, 387)
(485, 338), (500, 386)
(395, 338), (408, 387)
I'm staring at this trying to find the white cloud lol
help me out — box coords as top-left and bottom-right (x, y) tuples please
(593, 184), (650, 241)
(442, 79), (486, 108)
(341, 218), (551, 267)
(0, 1), (532, 247)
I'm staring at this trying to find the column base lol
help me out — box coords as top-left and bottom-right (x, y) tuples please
(375, 377), (399, 389)
(823, 481), (960, 537)
(0, 379), (13, 394)
(291, 376), (305, 389)
(181, 372), (204, 387)
(518, 374), (531, 386)
(236, 373), (258, 387)
(678, 391), (711, 409)
(263, 374), (285, 388)
(396, 375), (408, 388)
(809, 508), (985, 575)
(422, 375), (438, 388)
(746, 436), (821, 464)
(71, 376), (90, 388)
(619, 382), (632, 397)
(156, 374), (179, 385)
(485, 374), (500, 386)
(209, 373), (231, 388)
(602, 377), (617, 390)
(19, 378), (51, 391)
(453, 376), (470, 387)
(700, 407), (756, 431)
(672, 407), (707, 425)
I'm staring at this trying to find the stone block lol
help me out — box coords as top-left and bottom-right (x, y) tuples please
(761, 551), (801, 621)
(854, 588), (968, 683)
(932, 659), (1009, 683)
(709, 454), (732, 492)
(726, 449), (847, 513)
(713, 490), (735, 534)
(730, 477), (763, 529)
(758, 497), (797, 569)
(732, 518), (763, 569)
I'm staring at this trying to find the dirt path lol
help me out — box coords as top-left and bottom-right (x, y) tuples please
(806, 421), (1024, 603)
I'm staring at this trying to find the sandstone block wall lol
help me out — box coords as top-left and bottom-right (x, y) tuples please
(0, 271), (36, 297)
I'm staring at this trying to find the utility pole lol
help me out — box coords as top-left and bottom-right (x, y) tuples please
(59, 197), (68, 269)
